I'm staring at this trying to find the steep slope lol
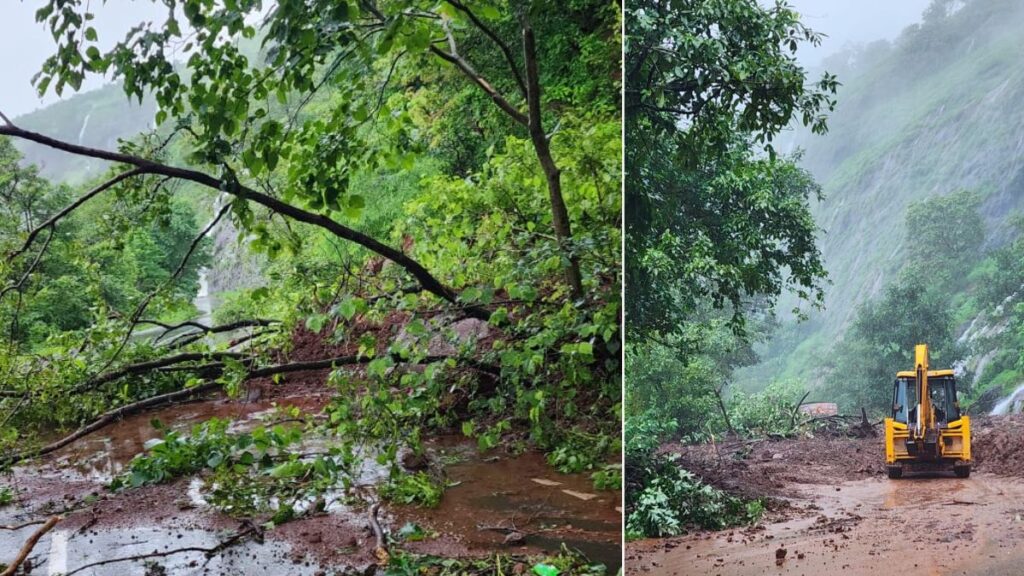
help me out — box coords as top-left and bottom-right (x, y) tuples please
(14, 83), (154, 184)
(797, 0), (1024, 328)
(743, 0), (1024, 394)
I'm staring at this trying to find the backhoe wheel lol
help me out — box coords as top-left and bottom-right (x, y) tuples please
(887, 465), (903, 479)
(954, 465), (971, 478)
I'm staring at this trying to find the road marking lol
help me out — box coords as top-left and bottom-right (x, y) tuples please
(48, 529), (68, 576)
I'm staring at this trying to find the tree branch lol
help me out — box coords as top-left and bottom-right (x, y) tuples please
(87, 201), (231, 384)
(1, 382), (223, 466)
(7, 168), (147, 264)
(0, 520), (47, 531)
(0, 122), (489, 320)
(0, 226), (54, 302)
(1, 516), (61, 576)
(63, 522), (258, 576)
(2, 350), (499, 466)
(428, 26), (528, 126)
(71, 351), (250, 395)
(139, 318), (279, 345)
(444, 0), (527, 98)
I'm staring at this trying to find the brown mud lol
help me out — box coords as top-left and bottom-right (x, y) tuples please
(1, 367), (620, 574)
(627, 415), (1024, 576)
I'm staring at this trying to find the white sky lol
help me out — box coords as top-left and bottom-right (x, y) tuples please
(786, 0), (933, 65)
(0, 1), (167, 118)
(0, 0), (934, 118)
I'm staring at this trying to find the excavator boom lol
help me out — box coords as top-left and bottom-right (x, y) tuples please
(915, 344), (931, 438)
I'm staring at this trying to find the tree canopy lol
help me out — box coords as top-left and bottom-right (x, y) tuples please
(624, 0), (837, 337)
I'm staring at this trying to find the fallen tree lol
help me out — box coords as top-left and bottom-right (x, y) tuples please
(1, 350), (498, 466)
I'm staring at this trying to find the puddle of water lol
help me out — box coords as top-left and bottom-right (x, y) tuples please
(37, 394), (329, 483)
(396, 440), (621, 572)
(6, 401), (620, 574)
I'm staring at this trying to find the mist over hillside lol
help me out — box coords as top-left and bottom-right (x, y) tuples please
(14, 84), (154, 184)
(740, 0), (1024, 407)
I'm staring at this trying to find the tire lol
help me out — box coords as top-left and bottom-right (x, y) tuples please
(954, 465), (970, 478)
(887, 465), (903, 479)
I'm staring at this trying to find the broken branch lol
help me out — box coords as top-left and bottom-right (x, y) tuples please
(63, 522), (259, 576)
(0, 122), (488, 320)
(1, 383), (222, 465)
(1, 515), (61, 576)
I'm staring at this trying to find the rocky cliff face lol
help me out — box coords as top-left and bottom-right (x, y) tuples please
(14, 84), (156, 184)
(780, 1), (1024, 332)
(750, 0), (1024, 394)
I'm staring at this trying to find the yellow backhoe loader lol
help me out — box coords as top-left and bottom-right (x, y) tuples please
(884, 344), (971, 479)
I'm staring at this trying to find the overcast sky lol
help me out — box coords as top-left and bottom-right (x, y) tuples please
(0, 0), (933, 118)
(786, 0), (933, 65)
(0, 1), (167, 118)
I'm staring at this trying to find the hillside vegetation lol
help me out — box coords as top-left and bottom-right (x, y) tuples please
(735, 0), (1024, 412)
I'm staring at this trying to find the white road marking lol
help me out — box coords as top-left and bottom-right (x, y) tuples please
(47, 529), (68, 575)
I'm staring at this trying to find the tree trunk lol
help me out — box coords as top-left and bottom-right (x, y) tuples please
(714, 384), (737, 437)
(522, 24), (584, 300)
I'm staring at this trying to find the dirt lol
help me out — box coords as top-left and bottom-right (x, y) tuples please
(628, 415), (1024, 575)
(1, 371), (620, 574)
(656, 435), (883, 504)
(393, 439), (621, 569)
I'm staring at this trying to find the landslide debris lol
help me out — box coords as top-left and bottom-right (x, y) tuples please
(660, 413), (1024, 507)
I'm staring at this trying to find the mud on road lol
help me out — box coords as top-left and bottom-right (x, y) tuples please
(627, 415), (1024, 576)
(0, 375), (621, 575)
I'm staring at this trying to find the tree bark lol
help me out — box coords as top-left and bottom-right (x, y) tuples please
(0, 123), (489, 320)
(714, 384), (737, 437)
(522, 24), (584, 299)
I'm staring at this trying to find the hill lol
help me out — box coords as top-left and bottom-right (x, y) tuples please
(740, 0), (1024, 408)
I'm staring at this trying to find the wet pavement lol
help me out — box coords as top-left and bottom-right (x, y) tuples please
(1, 391), (621, 574)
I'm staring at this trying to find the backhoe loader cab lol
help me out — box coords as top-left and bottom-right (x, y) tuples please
(884, 344), (971, 479)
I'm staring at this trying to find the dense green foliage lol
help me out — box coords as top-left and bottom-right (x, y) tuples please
(625, 0), (836, 336)
(1, 15), (620, 566)
(624, 413), (762, 540)
(801, 190), (982, 412)
(0, 138), (209, 348)
(623, 0), (833, 539)
(752, 190), (1024, 415)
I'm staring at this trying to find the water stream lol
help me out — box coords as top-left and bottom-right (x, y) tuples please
(990, 381), (1024, 415)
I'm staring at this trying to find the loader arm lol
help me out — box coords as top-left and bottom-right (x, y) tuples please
(885, 343), (971, 479)
(914, 344), (932, 440)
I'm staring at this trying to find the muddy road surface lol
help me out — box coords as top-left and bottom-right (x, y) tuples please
(627, 415), (1024, 576)
(1, 379), (620, 574)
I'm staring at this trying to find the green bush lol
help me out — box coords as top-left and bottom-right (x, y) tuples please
(380, 471), (445, 508)
(624, 412), (762, 539)
(626, 454), (762, 540)
(728, 380), (806, 437)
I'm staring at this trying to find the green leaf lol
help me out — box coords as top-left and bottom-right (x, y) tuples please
(477, 5), (501, 19)
(532, 564), (560, 576)
(305, 313), (327, 333)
